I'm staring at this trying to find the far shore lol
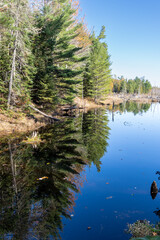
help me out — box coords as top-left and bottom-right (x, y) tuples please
(99, 93), (160, 105)
(75, 93), (160, 108)
(0, 93), (160, 138)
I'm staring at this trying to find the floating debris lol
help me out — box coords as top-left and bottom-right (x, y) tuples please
(124, 121), (133, 126)
(87, 227), (92, 230)
(106, 196), (113, 200)
(37, 176), (48, 181)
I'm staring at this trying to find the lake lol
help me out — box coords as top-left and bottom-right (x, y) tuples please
(0, 102), (160, 240)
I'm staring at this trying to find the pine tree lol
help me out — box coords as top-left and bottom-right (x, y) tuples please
(82, 108), (110, 172)
(32, 0), (86, 108)
(84, 26), (112, 102)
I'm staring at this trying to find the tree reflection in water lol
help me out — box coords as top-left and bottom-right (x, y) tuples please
(0, 109), (110, 239)
(109, 101), (151, 115)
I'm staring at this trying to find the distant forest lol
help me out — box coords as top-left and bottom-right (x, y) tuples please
(112, 76), (152, 94)
(0, 0), (152, 111)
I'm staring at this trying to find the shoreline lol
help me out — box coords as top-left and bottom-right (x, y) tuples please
(0, 94), (160, 138)
(0, 112), (46, 138)
(100, 93), (160, 105)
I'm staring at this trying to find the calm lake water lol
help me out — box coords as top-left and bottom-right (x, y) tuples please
(0, 102), (160, 240)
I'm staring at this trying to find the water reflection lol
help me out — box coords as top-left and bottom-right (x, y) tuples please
(153, 172), (160, 218)
(109, 102), (151, 121)
(0, 108), (110, 239)
(150, 181), (158, 200)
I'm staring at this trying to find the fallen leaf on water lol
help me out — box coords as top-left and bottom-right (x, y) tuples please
(153, 232), (157, 236)
(106, 196), (113, 200)
(37, 176), (48, 181)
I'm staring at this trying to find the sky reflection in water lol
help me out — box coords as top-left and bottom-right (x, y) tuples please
(61, 103), (160, 240)
(0, 102), (160, 240)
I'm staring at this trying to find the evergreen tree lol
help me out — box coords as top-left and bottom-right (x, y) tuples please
(84, 26), (111, 102)
(112, 76), (152, 95)
(82, 108), (110, 172)
(142, 79), (152, 93)
(32, 0), (86, 108)
(0, 0), (35, 109)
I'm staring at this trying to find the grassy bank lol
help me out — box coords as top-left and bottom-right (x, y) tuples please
(0, 94), (159, 137)
(0, 110), (45, 137)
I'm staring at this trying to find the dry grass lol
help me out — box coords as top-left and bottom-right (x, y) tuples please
(0, 111), (45, 137)
(0, 93), (157, 137)
(74, 97), (103, 109)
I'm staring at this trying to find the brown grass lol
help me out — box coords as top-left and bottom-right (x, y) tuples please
(74, 97), (103, 109)
(0, 111), (45, 137)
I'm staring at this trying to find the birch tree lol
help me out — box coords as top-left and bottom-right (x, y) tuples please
(0, 0), (35, 109)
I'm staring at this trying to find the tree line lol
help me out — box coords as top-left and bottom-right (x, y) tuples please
(112, 76), (152, 94)
(0, 0), (112, 110)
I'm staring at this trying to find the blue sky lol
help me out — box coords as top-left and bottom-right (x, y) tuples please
(79, 0), (160, 86)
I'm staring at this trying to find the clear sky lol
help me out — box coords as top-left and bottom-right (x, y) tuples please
(79, 0), (160, 86)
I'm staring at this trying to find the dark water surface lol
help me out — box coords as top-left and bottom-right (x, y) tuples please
(0, 102), (160, 240)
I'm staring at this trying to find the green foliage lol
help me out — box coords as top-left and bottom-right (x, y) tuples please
(82, 108), (110, 171)
(0, 0), (35, 109)
(112, 76), (152, 94)
(125, 102), (150, 115)
(84, 26), (112, 102)
(0, 0), (152, 111)
(0, 0), (88, 109)
(120, 79), (127, 93)
(32, 0), (84, 108)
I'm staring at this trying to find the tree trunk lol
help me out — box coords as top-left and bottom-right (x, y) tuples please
(7, 35), (17, 109)
(29, 104), (60, 121)
(9, 141), (18, 194)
